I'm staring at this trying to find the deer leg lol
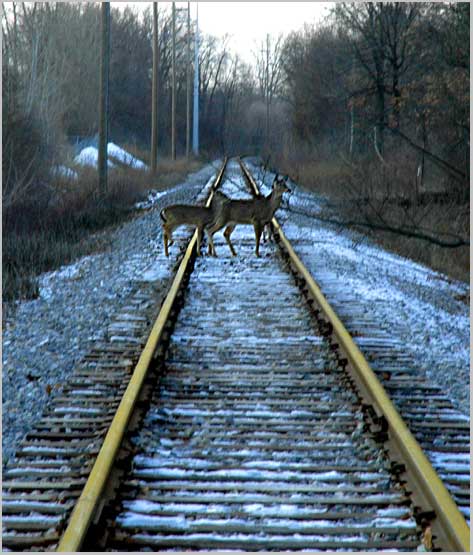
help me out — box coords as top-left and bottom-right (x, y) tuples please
(206, 221), (225, 257)
(262, 224), (269, 243)
(196, 226), (203, 256)
(206, 230), (215, 257)
(253, 222), (263, 257)
(163, 226), (170, 257)
(223, 225), (237, 256)
(206, 229), (217, 257)
(167, 225), (176, 248)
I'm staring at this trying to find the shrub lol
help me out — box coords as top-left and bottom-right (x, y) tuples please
(3, 158), (205, 301)
(272, 147), (469, 283)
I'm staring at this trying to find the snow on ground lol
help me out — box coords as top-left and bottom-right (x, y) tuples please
(51, 165), (79, 180)
(38, 255), (99, 301)
(2, 156), (468, 467)
(2, 161), (220, 465)
(107, 142), (148, 169)
(246, 159), (470, 416)
(73, 142), (148, 170)
(74, 146), (115, 168)
(135, 175), (217, 211)
(135, 190), (167, 210)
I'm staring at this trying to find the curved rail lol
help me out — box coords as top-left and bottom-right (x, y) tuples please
(239, 158), (470, 553)
(56, 159), (228, 552)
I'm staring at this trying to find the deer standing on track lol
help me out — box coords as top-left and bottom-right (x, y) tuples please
(207, 174), (290, 257)
(160, 191), (230, 257)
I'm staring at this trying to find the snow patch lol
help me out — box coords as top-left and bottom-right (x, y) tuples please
(107, 142), (148, 169)
(38, 256), (96, 300)
(74, 146), (115, 168)
(51, 165), (79, 180)
(135, 190), (167, 210)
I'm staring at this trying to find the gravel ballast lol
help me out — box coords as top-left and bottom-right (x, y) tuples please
(2, 161), (220, 465)
(2, 158), (469, 467)
(248, 159), (469, 417)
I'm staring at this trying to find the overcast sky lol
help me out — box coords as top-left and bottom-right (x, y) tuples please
(124, 2), (332, 63)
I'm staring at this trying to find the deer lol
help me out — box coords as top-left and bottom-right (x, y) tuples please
(207, 174), (290, 257)
(160, 191), (230, 257)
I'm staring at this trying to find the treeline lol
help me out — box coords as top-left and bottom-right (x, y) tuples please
(2, 2), (266, 200)
(280, 2), (469, 199)
(278, 2), (469, 281)
(1, 2), (470, 296)
(2, 3), (469, 202)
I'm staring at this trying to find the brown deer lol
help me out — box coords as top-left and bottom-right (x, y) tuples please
(160, 191), (230, 257)
(207, 175), (290, 257)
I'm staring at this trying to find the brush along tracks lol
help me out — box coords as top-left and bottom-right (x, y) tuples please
(1, 161), (227, 552)
(2, 159), (469, 552)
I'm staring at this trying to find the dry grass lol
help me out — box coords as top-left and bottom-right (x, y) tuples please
(150, 157), (204, 190)
(121, 145), (204, 190)
(286, 159), (352, 199)
(3, 157), (205, 301)
(273, 150), (469, 283)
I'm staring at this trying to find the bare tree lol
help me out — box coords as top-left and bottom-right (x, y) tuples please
(98, 2), (110, 193)
(334, 3), (418, 154)
(150, 2), (159, 173)
(254, 33), (284, 148)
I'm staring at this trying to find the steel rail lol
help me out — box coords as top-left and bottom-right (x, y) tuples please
(239, 159), (470, 553)
(56, 159), (227, 552)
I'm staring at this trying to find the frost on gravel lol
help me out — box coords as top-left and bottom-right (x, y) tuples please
(2, 156), (468, 471)
(246, 158), (469, 417)
(135, 174), (217, 211)
(2, 161), (219, 465)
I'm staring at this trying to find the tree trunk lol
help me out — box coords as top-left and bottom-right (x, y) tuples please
(98, 2), (110, 195)
(349, 103), (355, 158)
(150, 2), (159, 173)
(375, 83), (385, 156)
(171, 2), (176, 160)
(186, 2), (191, 158)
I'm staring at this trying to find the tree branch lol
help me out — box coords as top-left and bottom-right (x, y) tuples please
(286, 203), (469, 248)
(387, 127), (467, 182)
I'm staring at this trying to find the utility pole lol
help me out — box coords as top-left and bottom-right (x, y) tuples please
(171, 1), (176, 160)
(192, 2), (199, 156)
(265, 34), (270, 149)
(150, 2), (159, 173)
(98, 2), (110, 193)
(186, 2), (191, 158)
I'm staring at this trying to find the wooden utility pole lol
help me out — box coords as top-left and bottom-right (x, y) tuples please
(192, 2), (199, 156)
(186, 2), (191, 158)
(98, 2), (110, 193)
(150, 2), (159, 173)
(265, 34), (270, 148)
(171, 1), (176, 160)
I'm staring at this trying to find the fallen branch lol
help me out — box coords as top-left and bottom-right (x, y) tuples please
(386, 127), (467, 182)
(286, 203), (469, 248)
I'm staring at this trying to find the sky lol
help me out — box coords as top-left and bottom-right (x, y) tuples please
(124, 2), (332, 63)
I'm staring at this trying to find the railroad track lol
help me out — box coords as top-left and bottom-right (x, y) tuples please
(2, 159), (469, 552)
